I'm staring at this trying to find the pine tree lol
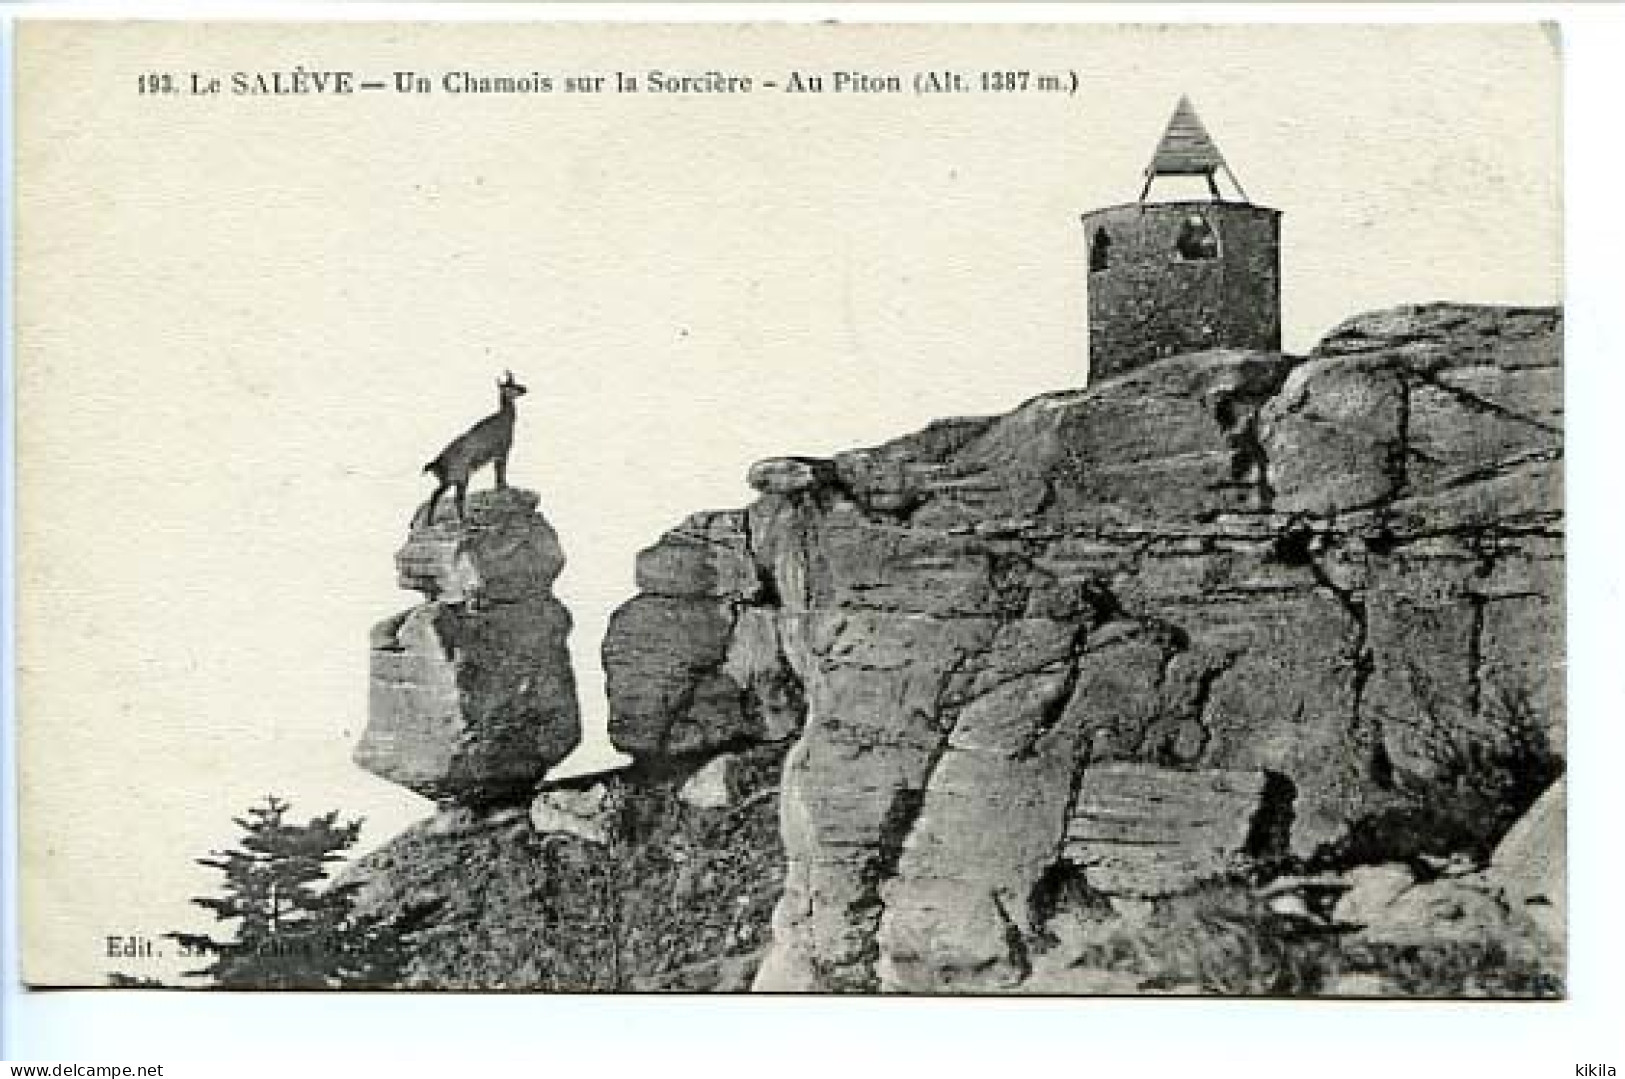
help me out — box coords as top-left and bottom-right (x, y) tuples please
(168, 795), (408, 988)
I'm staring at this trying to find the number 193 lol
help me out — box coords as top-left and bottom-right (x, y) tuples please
(137, 72), (176, 94)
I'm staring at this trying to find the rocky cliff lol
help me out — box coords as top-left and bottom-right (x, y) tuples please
(347, 303), (1564, 996)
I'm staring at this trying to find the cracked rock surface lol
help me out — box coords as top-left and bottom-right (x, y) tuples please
(598, 302), (1563, 993)
(347, 303), (1563, 995)
(356, 487), (581, 805)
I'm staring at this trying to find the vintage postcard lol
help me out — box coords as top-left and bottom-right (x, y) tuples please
(14, 20), (1563, 995)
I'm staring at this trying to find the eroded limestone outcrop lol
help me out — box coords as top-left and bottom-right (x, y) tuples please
(599, 302), (1563, 994)
(346, 488), (786, 992)
(1063, 764), (1287, 897)
(348, 302), (1562, 996)
(355, 487), (581, 805)
(604, 508), (805, 761)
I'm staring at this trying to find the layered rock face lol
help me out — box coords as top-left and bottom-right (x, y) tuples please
(347, 487), (786, 991)
(356, 487), (581, 805)
(599, 303), (1563, 993)
(347, 302), (1561, 995)
(1063, 764), (1288, 897)
(604, 510), (805, 761)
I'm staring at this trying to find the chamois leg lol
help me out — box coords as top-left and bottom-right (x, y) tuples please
(494, 455), (508, 490)
(455, 481), (469, 522)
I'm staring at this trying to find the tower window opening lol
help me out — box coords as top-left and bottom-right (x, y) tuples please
(1176, 214), (1219, 260)
(1089, 229), (1112, 272)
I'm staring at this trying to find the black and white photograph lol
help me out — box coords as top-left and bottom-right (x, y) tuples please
(4, 9), (1621, 1070)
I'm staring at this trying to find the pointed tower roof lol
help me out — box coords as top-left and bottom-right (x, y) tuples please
(1139, 97), (1251, 203)
(1146, 96), (1227, 177)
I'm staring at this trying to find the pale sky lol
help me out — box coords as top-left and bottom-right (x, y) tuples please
(16, 21), (1560, 984)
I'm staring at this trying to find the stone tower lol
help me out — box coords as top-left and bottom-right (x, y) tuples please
(1081, 97), (1281, 383)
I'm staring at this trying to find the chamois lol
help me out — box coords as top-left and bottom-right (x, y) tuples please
(421, 371), (528, 524)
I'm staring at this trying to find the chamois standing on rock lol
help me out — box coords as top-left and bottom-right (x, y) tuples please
(421, 371), (528, 525)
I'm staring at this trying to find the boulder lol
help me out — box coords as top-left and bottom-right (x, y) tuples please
(530, 784), (613, 845)
(1488, 776), (1565, 946)
(360, 598), (579, 804)
(356, 487), (580, 805)
(397, 487), (566, 603)
(747, 456), (836, 496)
(1354, 878), (1515, 947)
(1332, 864), (1418, 926)
(679, 753), (740, 810)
